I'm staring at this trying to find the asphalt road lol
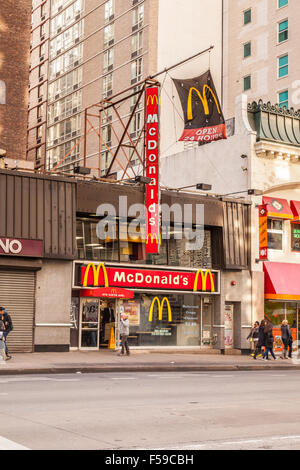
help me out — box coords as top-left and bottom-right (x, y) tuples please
(1, 371), (300, 450)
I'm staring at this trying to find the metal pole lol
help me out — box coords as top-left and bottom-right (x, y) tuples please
(149, 45), (214, 80)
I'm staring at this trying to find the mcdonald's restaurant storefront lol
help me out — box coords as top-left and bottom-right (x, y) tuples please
(72, 262), (220, 350)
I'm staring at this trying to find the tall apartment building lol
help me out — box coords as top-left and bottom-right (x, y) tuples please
(223, 0), (300, 118)
(0, 0), (32, 160)
(27, 0), (223, 173)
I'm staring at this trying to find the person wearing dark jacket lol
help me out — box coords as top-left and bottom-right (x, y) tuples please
(0, 307), (13, 359)
(263, 321), (276, 360)
(247, 321), (259, 355)
(281, 319), (291, 359)
(253, 320), (266, 360)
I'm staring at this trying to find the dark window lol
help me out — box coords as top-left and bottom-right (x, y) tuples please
(244, 42), (251, 58)
(243, 75), (251, 91)
(244, 9), (251, 25)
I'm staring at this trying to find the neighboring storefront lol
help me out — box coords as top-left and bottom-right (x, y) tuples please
(262, 196), (300, 352)
(0, 169), (76, 352)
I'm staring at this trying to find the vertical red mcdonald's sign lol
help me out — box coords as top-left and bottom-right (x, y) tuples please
(259, 204), (268, 261)
(146, 87), (160, 254)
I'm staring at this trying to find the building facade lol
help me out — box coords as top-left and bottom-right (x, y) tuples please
(223, 0), (300, 118)
(0, 169), (76, 352)
(27, 0), (223, 172)
(0, 0), (32, 160)
(160, 94), (300, 354)
(71, 180), (252, 353)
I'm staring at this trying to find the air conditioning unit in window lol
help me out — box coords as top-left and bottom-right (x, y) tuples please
(131, 51), (138, 59)
(38, 96), (43, 103)
(133, 0), (139, 5)
(41, 15), (46, 21)
(55, 93), (60, 100)
(108, 39), (114, 46)
(132, 24), (138, 32)
(75, 37), (79, 44)
(75, 14), (80, 20)
(74, 60), (79, 66)
(57, 27), (62, 33)
(39, 76), (44, 82)
(54, 139), (58, 145)
(108, 64), (113, 72)
(40, 35), (45, 41)
(109, 14), (114, 21)
(36, 138), (41, 144)
(73, 84), (78, 90)
(40, 55), (44, 62)
(57, 49), (61, 55)
(37, 117), (42, 123)
(54, 116), (59, 122)
(131, 78), (137, 85)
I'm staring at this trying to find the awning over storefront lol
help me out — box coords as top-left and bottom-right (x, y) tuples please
(262, 196), (293, 220)
(291, 200), (300, 223)
(264, 262), (300, 300)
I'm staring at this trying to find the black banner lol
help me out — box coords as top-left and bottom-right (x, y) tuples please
(173, 70), (227, 143)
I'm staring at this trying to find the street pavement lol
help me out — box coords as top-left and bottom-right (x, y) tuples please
(1, 350), (300, 375)
(1, 370), (300, 450)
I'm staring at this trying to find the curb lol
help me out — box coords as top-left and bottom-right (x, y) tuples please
(0, 363), (299, 375)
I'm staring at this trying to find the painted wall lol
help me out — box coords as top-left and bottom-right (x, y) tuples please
(35, 260), (73, 349)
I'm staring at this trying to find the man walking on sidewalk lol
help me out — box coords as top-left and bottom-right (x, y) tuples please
(118, 313), (130, 356)
(0, 307), (13, 359)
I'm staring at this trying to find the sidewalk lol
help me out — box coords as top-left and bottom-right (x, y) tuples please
(0, 350), (300, 375)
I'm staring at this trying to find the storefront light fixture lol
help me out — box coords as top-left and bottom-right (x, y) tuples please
(176, 183), (212, 191)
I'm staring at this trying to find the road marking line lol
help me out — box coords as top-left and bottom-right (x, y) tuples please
(157, 434), (300, 450)
(0, 436), (29, 450)
(111, 377), (135, 380)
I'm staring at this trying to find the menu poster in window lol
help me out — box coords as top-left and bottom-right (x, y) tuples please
(123, 300), (140, 326)
(291, 226), (300, 252)
(224, 304), (233, 349)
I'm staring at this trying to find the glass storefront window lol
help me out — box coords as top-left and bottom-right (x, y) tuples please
(265, 301), (285, 326)
(76, 219), (119, 261)
(119, 293), (215, 347)
(76, 218), (212, 268)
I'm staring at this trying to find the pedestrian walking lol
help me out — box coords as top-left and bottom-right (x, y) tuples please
(280, 319), (291, 359)
(247, 321), (259, 356)
(253, 319), (266, 359)
(288, 332), (293, 359)
(263, 321), (276, 360)
(0, 307), (13, 359)
(118, 313), (130, 356)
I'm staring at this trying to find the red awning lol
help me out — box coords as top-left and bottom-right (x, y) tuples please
(264, 262), (300, 300)
(81, 287), (134, 299)
(291, 200), (300, 223)
(262, 196), (293, 220)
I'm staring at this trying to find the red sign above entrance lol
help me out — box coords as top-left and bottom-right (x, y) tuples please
(80, 287), (134, 299)
(0, 237), (43, 257)
(80, 263), (219, 293)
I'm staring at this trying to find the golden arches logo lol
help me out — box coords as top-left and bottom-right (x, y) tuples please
(83, 263), (109, 288)
(146, 233), (161, 245)
(111, 288), (117, 294)
(187, 85), (221, 120)
(148, 297), (172, 323)
(193, 269), (215, 293)
(146, 94), (159, 106)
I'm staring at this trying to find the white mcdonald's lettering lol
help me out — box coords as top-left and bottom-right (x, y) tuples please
(148, 203), (156, 213)
(113, 271), (126, 283)
(149, 127), (157, 136)
(148, 140), (158, 150)
(148, 154), (157, 162)
(149, 178), (157, 186)
(148, 166), (156, 175)
(147, 114), (158, 123)
(150, 189), (155, 199)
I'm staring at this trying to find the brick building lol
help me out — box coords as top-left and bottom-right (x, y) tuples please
(0, 0), (32, 160)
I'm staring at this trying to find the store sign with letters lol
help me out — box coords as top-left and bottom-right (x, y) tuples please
(0, 237), (43, 257)
(145, 86), (160, 254)
(80, 263), (219, 293)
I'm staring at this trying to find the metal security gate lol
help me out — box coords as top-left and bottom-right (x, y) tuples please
(0, 270), (35, 353)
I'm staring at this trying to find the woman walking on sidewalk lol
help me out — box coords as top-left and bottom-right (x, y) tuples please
(253, 320), (266, 360)
(247, 321), (259, 356)
(263, 321), (276, 360)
